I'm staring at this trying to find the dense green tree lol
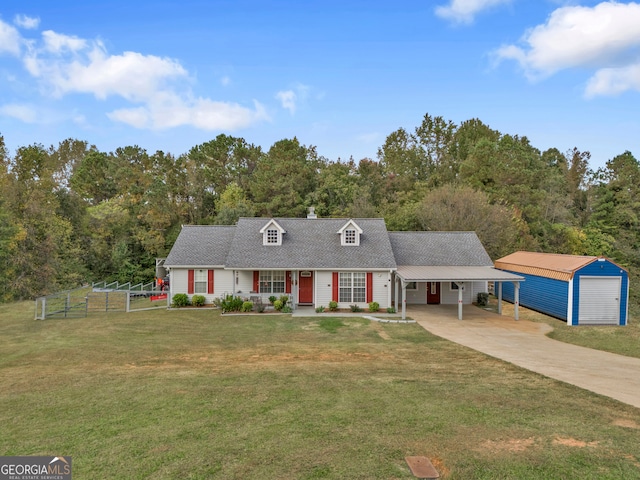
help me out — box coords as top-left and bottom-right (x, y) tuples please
(70, 151), (117, 204)
(249, 138), (320, 217)
(214, 183), (255, 225)
(311, 159), (358, 217)
(415, 184), (534, 259)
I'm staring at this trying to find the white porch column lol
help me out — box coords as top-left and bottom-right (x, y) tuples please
(401, 282), (407, 320)
(456, 282), (464, 320)
(291, 271), (298, 310)
(497, 281), (502, 314)
(394, 276), (399, 312)
(514, 282), (520, 320)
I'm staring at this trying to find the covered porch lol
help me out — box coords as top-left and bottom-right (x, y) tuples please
(394, 266), (525, 321)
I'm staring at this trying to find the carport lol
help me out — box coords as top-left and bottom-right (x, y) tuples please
(394, 266), (525, 321)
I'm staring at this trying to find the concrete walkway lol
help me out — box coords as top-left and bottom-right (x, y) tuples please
(408, 304), (640, 409)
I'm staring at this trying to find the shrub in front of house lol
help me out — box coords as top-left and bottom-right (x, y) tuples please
(368, 301), (379, 312)
(269, 295), (277, 305)
(220, 295), (244, 313)
(279, 295), (289, 306)
(273, 299), (283, 311)
(386, 307), (396, 314)
(192, 295), (206, 307)
(281, 305), (292, 313)
(329, 301), (338, 311)
(315, 306), (325, 313)
(172, 293), (190, 308)
(241, 301), (253, 312)
(350, 304), (363, 312)
(255, 302), (266, 313)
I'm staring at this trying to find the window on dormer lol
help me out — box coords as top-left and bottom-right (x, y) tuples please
(261, 219), (285, 246)
(344, 229), (356, 244)
(266, 228), (279, 244)
(339, 220), (361, 246)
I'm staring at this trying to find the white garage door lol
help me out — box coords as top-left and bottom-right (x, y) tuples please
(578, 276), (621, 325)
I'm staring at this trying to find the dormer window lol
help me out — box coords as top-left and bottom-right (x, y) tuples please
(344, 229), (357, 244)
(266, 228), (279, 244)
(338, 220), (363, 246)
(260, 219), (285, 246)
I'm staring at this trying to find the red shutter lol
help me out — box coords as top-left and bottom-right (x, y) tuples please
(366, 272), (373, 303)
(253, 271), (260, 292)
(188, 269), (194, 294)
(332, 272), (339, 302)
(208, 270), (214, 294)
(285, 271), (292, 294)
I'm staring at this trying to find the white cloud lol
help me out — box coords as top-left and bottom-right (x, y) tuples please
(435, 0), (511, 24)
(14, 14), (40, 30)
(220, 75), (231, 86)
(0, 18), (21, 56)
(36, 45), (188, 101)
(0, 103), (37, 123)
(276, 83), (312, 114)
(276, 90), (297, 114)
(6, 20), (269, 131)
(495, 2), (640, 96)
(42, 30), (87, 54)
(108, 94), (269, 131)
(585, 64), (640, 97)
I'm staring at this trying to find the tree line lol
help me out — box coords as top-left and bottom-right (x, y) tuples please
(1, 113), (638, 308)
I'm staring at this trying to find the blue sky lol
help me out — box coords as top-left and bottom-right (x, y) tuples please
(1, 1), (639, 169)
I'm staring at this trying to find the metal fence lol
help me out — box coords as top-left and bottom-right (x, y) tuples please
(35, 282), (168, 320)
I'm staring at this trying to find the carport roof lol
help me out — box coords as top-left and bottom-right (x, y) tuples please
(396, 265), (524, 282)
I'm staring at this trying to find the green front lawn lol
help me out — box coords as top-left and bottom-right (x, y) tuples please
(1, 302), (639, 479)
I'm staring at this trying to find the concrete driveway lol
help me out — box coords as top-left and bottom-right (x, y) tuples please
(409, 304), (640, 409)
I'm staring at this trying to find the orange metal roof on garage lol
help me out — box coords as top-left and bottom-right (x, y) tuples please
(494, 252), (607, 281)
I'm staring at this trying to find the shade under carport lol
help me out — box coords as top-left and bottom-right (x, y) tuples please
(395, 266), (524, 320)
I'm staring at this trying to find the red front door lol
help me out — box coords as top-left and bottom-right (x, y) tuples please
(299, 272), (313, 304)
(427, 282), (441, 304)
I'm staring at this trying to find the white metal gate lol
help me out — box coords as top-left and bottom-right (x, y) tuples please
(578, 276), (621, 325)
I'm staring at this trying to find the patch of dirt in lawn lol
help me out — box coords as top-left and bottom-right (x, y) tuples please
(480, 437), (536, 453)
(370, 322), (391, 340)
(124, 348), (395, 372)
(553, 437), (599, 448)
(622, 454), (640, 468)
(429, 456), (450, 477)
(613, 418), (640, 429)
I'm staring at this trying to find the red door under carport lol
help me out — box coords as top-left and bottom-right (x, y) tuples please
(427, 282), (441, 304)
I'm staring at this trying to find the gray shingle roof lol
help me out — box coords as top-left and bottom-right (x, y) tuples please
(165, 221), (493, 270)
(388, 231), (492, 266)
(164, 225), (235, 267)
(226, 218), (397, 269)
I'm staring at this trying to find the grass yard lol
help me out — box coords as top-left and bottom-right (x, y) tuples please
(491, 299), (640, 359)
(1, 302), (640, 479)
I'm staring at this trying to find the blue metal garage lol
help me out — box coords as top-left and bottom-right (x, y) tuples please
(495, 252), (629, 326)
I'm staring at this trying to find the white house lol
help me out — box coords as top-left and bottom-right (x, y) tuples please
(164, 213), (523, 319)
